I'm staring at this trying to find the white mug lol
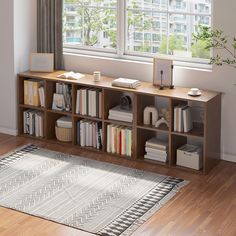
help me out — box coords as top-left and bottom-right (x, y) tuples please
(190, 88), (200, 95)
(94, 71), (101, 82)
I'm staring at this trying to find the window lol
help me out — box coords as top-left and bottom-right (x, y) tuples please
(63, 0), (212, 62)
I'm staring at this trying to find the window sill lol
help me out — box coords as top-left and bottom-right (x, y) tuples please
(63, 49), (212, 77)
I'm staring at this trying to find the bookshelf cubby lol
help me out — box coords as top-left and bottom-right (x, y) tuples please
(18, 71), (221, 174)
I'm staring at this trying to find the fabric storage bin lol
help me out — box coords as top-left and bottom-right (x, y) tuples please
(177, 144), (203, 170)
(55, 125), (72, 142)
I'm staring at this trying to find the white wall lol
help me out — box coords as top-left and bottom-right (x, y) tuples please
(0, 0), (37, 135)
(0, 0), (15, 135)
(64, 0), (236, 162)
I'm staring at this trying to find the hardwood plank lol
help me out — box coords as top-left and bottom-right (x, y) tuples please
(0, 134), (235, 236)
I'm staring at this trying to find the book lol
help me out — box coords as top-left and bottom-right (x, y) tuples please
(24, 80), (29, 105)
(38, 87), (45, 108)
(145, 138), (168, 150)
(145, 147), (167, 156)
(76, 90), (80, 114)
(112, 78), (141, 89)
(144, 154), (167, 162)
(183, 106), (193, 133)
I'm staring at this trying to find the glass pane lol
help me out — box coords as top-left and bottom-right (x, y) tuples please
(63, 1), (117, 50)
(126, 10), (167, 54)
(168, 0), (212, 14)
(83, 0), (117, 8)
(127, 0), (168, 11)
(168, 14), (211, 59)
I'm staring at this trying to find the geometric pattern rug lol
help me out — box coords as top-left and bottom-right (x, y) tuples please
(0, 145), (188, 236)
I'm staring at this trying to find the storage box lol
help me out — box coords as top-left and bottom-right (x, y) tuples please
(55, 125), (72, 142)
(177, 144), (203, 170)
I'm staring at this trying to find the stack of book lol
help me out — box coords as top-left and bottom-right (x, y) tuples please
(52, 83), (72, 111)
(107, 125), (132, 157)
(23, 110), (44, 137)
(76, 88), (102, 118)
(24, 80), (44, 107)
(144, 138), (168, 162)
(112, 78), (141, 89)
(108, 105), (133, 123)
(174, 105), (193, 133)
(77, 120), (102, 149)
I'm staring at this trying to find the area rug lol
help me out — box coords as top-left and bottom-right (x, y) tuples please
(0, 145), (188, 236)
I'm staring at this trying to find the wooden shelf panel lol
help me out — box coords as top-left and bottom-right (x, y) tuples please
(19, 104), (46, 111)
(137, 124), (169, 133)
(104, 119), (133, 127)
(171, 123), (204, 138)
(47, 109), (72, 116)
(19, 134), (45, 140)
(74, 114), (102, 122)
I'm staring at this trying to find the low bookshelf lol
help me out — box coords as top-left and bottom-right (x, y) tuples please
(18, 71), (221, 174)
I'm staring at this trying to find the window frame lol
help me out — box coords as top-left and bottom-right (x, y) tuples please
(63, 0), (213, 68)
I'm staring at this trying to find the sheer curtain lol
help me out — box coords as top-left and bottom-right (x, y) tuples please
(37, 0), (64, 70)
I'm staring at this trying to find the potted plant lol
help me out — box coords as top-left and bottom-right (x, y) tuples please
(193, 25), (236, 68)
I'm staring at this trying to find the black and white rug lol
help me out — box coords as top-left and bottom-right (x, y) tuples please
(0, 145), (188, 236)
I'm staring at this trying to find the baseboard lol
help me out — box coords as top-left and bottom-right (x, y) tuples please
(0, 127), (18, 136)
(221, 153), (236, 163)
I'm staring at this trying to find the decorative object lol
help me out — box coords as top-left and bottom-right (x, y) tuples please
(153, 58), (174, 89)
(30, 53), (54, 72)
(143, 106), (159, 126)
(52, 93), (66, 111)
(193, 25), (236, 69)
(120, 95), (132, 110)
(160, 108), (170, 124)
(188, 88), (202, 97)
(155, 117), (169, 128)
(93, 71), (101, 82)
(0, 145), (187, 236)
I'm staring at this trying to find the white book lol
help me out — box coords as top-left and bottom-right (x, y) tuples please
(81, 89), (87, 115)
(76, 90), (80, 114)
(91, 90), (97, 117)
(108, 114), (133, 123)
(144, 154), (167, 162)
(107, 124), (111, 153)
(112, 78), (141, 88)
(56, 83), (59, 94)
(80, 121), (86, 147)
(38, 113), (44, 137)
(145, 138), (168, 149)
(145, 147), (167, 156)
(109, 106), (133, 118)
(35, 113), (39, 137)
(183, 106), (193, 133)
(99, 91), (102, 118)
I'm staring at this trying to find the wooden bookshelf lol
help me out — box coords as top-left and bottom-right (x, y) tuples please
(18, 71), (221, 174)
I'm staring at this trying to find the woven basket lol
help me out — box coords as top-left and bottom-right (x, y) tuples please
(55, 125), (72, 142)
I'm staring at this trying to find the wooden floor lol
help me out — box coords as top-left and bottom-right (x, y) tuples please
(0, 133), (235, 236)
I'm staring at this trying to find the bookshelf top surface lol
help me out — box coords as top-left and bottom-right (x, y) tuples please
(19, 70), (220, 103)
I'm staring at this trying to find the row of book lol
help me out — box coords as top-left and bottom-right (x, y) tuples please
(144, 137), (168, 162)
(76, 88), (102, 118)
(77, 120), (102, 149)
(23, 109), (44, 137)
(174, 104), (193, 133)
(108, 105), (133, 123)
(107, 124), (132, 157)
(24, 80), (45, 107)
(52, 83), (72, 111)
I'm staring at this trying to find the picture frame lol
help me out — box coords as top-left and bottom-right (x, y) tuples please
(30, 53), (54, 72)
(153, 58), (174, 89)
